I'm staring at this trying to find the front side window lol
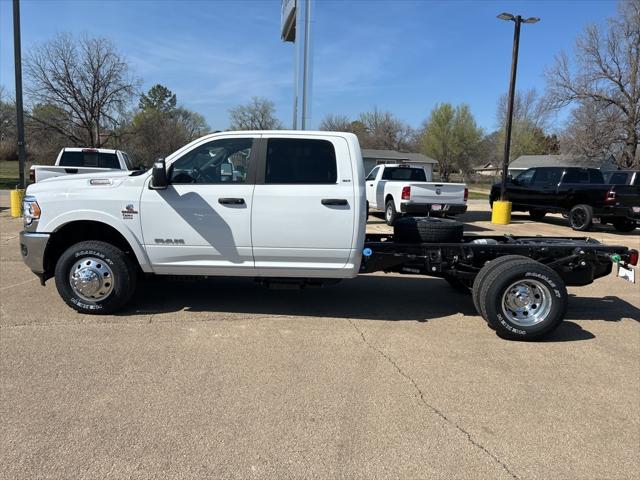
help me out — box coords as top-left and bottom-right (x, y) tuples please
(532, 168), (562, 186)
(515, 169), (535, 186)
(265, 138), (337, 184)
(169, 138), (253, 184)
(366, 166), (380, 181)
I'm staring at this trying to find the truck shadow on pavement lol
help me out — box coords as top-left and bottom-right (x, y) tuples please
(123, 275), (639, 342)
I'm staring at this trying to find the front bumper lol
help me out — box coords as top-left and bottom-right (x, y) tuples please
(400, 202), (468, 216)
(19, 231), (50, 280)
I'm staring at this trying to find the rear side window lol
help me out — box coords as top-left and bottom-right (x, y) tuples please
(265, 139), (337, 184)
(381, 167), (426, 181)
(562, 169), (589, 184)
(59, 151), (119, 169)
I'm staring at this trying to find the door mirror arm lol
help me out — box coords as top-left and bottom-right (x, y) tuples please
(150, 157), (169, 190)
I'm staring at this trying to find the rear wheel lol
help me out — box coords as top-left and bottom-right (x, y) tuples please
(472, 255), (530, 321)
(55, 241), (137, 314)
(569, 204), (593, 231)
(612, 218), (637, 232)
(385, 200), (397, 226)
(476, 258), (567, 340)
(529, 209), (546, 221)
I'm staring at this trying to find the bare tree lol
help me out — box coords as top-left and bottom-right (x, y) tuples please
(318, 114), (353, 131)
(560, 100), (624, 159)
(546, 0), (640, 167)
(25, 33), (138, 147)
(228, 97), (282, 130)
(357, 108), (414, 151)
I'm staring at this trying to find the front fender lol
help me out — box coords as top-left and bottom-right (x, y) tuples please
(42, 210), (152, 272)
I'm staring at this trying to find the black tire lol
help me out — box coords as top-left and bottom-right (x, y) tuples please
(612, 218), (637, 232)
(55, 241), (137, 314)
(569, 204), (593, 231)
(366, 201), (370, 220)
(478, 258), (568, 340)
(444, 275), (471, 294)
(394, 216), (464, 243)
(385, 200), (397, 226)
(472, 255), (531, 320)
(529, 209), (546, 221)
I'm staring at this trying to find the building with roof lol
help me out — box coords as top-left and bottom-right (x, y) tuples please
(362, 149), (438, 179)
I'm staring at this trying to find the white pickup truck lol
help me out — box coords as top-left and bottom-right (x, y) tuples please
(19, 131), (638, 340)
(365, 164), (467, 225)
(29, 147), (133, 183)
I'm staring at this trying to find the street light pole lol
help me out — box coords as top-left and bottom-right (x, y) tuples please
(500, 15), (521, 201)
(497, 13), (539, 201)
(13, 0), (26, 189)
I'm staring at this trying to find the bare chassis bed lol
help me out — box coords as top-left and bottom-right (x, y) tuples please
(360, 234), (636, 287)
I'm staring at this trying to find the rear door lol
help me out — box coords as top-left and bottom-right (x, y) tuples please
(251, 135), (355, 275)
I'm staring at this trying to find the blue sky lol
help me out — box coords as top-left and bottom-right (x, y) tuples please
(0, 0), (619, 132)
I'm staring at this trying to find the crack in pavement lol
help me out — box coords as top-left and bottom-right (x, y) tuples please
(348, 318), (519, 480)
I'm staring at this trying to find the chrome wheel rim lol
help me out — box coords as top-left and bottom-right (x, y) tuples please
(69, 257), (114, 302)
(386, 206), (392, 221)
(501, 279), (552, 327)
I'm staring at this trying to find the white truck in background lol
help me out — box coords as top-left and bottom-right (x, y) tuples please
(18, 130), (638, 341)
(365, 164), (468, 225)
(30, 148), (134, 183)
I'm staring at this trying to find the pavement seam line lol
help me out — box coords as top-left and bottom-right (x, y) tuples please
(348, 318), (519, 480)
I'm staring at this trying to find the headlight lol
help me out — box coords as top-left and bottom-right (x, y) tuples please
(23, 196), (41, 226)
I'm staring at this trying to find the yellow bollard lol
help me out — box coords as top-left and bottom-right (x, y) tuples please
(491, 200), (512, 225)
(10, 189), (25, 218)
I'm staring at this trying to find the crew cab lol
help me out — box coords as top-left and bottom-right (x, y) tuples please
(19, 131), (637, 341)
(365, 164), (467, 225)
(490, 166), (639, 231)
(29, 148), (134, 183)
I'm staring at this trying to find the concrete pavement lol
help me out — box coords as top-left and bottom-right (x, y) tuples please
(1, 198), (639, 479)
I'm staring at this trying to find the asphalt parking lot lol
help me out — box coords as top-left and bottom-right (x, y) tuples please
(1, 197), (639, 479)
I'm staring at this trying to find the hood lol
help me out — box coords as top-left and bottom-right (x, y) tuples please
(26, 170), (147, 196)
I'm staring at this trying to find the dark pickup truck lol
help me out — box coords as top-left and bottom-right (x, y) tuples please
(490, 167), (640, 232)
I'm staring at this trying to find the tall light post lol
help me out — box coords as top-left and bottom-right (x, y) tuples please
(496, 13), (539, 202)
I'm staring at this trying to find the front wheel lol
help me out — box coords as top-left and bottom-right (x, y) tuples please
(385, 200), (398, 226)
(55, 240), (137, 314)
(475, 257), (567, 340)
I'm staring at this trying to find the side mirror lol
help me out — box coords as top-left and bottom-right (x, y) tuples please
(150, 158), (168, 190)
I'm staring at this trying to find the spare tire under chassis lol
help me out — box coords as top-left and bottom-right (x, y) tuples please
(394, 217), (464, 243)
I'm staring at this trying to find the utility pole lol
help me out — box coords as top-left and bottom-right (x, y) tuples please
(13, 0), (26, 189)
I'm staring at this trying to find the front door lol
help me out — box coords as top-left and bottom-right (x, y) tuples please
(251, 135), (355, 275)
(365, 166), (380, 208)
(140, 135), (258, 275)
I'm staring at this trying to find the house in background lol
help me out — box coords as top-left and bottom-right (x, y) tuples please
(362, 149), (438, 180)
(474, 154), (618, 177)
